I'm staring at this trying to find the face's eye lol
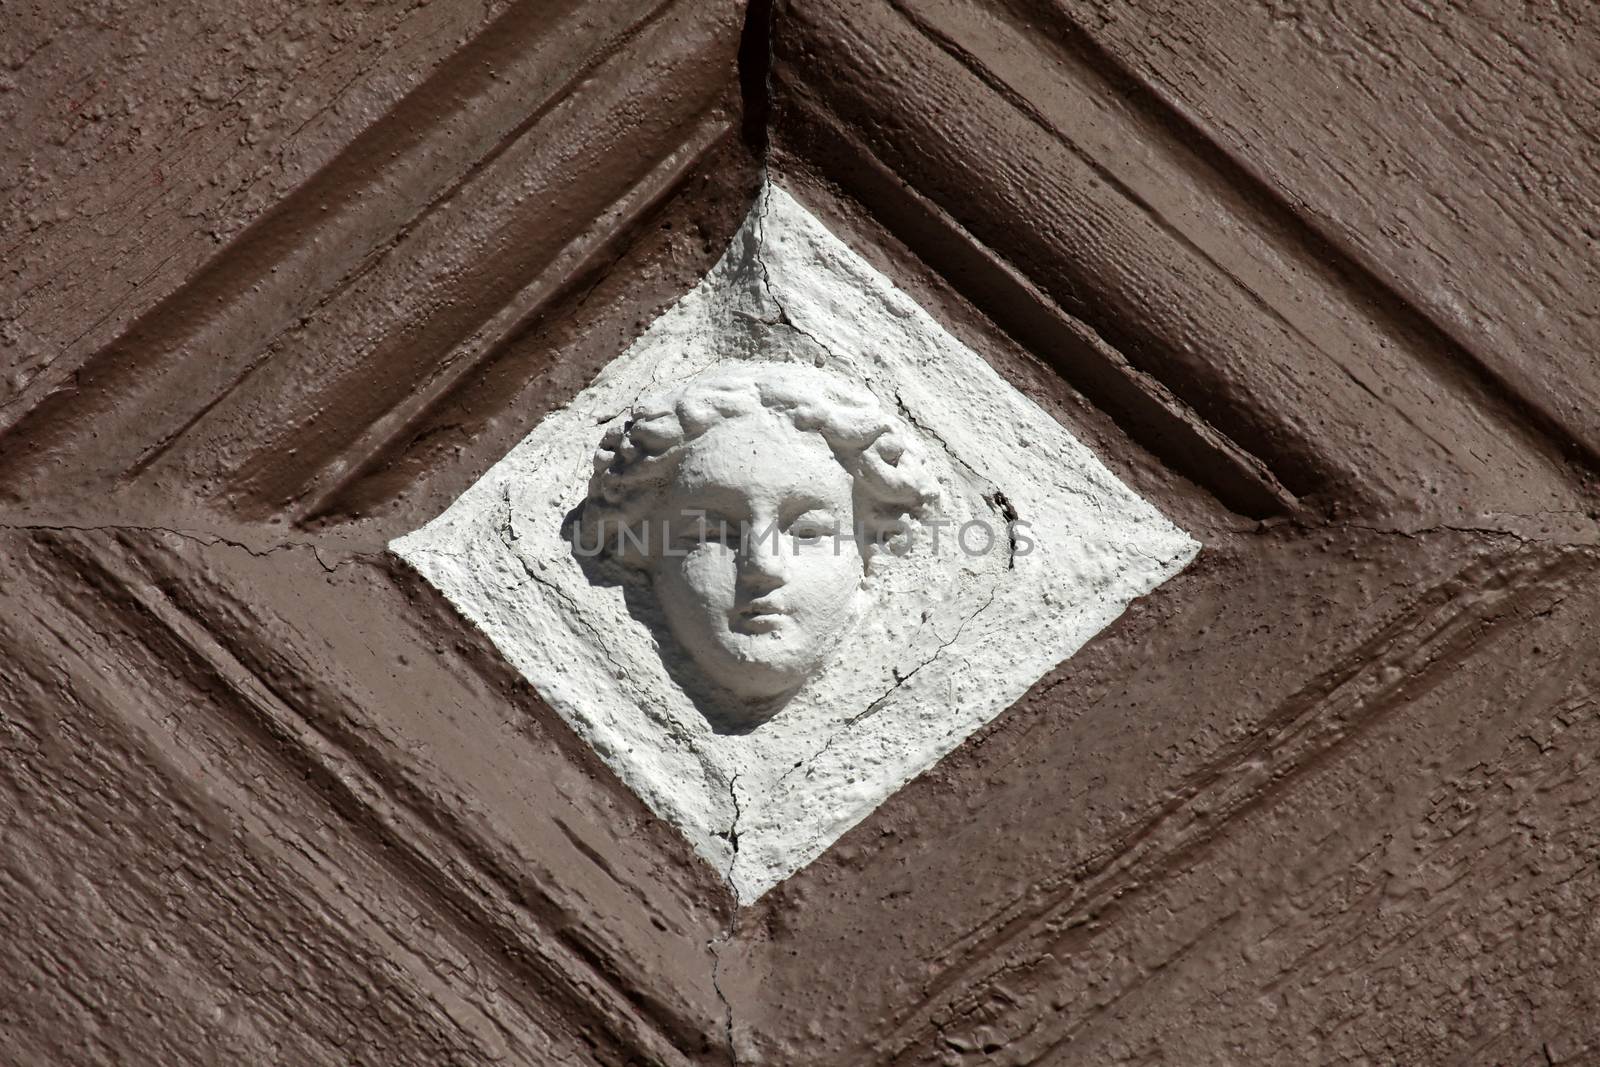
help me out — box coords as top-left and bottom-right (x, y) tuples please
(787, 510), (839, 542)
(675, 516), (736, 547)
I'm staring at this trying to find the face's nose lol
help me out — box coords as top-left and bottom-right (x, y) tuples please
(737, 529), (788, 595)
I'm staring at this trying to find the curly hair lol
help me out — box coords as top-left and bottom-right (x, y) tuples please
(571, 362), (942, 566)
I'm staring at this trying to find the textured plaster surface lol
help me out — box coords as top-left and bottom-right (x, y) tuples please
(391, 183), (1198, 901)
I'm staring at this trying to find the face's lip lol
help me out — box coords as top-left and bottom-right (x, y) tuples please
(732, 599), (792, 632)
(736, 598), (791, 619)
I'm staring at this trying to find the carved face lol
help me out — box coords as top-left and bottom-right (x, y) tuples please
(652, 412), (863, 703)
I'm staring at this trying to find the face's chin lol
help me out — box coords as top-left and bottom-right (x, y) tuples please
(656, 578), (850, 702)
(713, 622), (831, 701)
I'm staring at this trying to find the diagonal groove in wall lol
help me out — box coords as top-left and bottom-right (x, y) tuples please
(781, 0), (1351, 496)
(0, 0), (694, 494)
(776, 0), (1599, 529)
(773, 11), (1348, 511)
(0, 544), (564, 1063)
(874, 539), (1594, 1061)
(7, 0), (1595, 1061)
(775, 86), (1296, 519)
(208, 39), (743, 523)
(37, 528), (714, 1067)
(1016, 608), (1600, 1064)
(889, 0), (1474, 470)
(288, 117), (737, 527)
(980, 0), (1600, 483)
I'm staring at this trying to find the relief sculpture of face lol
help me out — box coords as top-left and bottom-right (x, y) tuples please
(654, 412), (864, 702)
(569, 362), (941, 728)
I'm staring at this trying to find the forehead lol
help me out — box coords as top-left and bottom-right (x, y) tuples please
(667, 413), (850, 506)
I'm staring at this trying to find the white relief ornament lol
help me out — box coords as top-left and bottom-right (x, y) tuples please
(390, 182), (1199, 902)
(566, 363), (943, 731)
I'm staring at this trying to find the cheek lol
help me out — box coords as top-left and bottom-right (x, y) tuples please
(656, 546), (738, 614)
(787, 544), (863, 619)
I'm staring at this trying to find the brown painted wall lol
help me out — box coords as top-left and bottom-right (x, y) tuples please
(2, 0), (1596, 1063)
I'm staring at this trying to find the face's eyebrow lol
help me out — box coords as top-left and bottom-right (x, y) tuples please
(664, 481), (750, 520)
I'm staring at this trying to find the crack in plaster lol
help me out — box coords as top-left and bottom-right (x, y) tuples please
(720, 770), (744, 898)
(770, 585), (1003, 801)
(1289, 515), (1600, 547)
(892, 389), (1005, 500)
(0, 522), (349, 572)
(750, 182), (848, 363)
(988, 489), (1021, 569)
(850, 584), (1000, 727)
(724, 771), (743, 859)
(891, 388), (1028, 570)
(708, 775), (741, 1065)
(708, 928), (738, 1067)
(498, 519), (631, 686)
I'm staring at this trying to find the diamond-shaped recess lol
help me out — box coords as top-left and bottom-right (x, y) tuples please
(391, 183), (1198, 902)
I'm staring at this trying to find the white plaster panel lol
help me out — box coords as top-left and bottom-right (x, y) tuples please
(391, 183), (1199, 902)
